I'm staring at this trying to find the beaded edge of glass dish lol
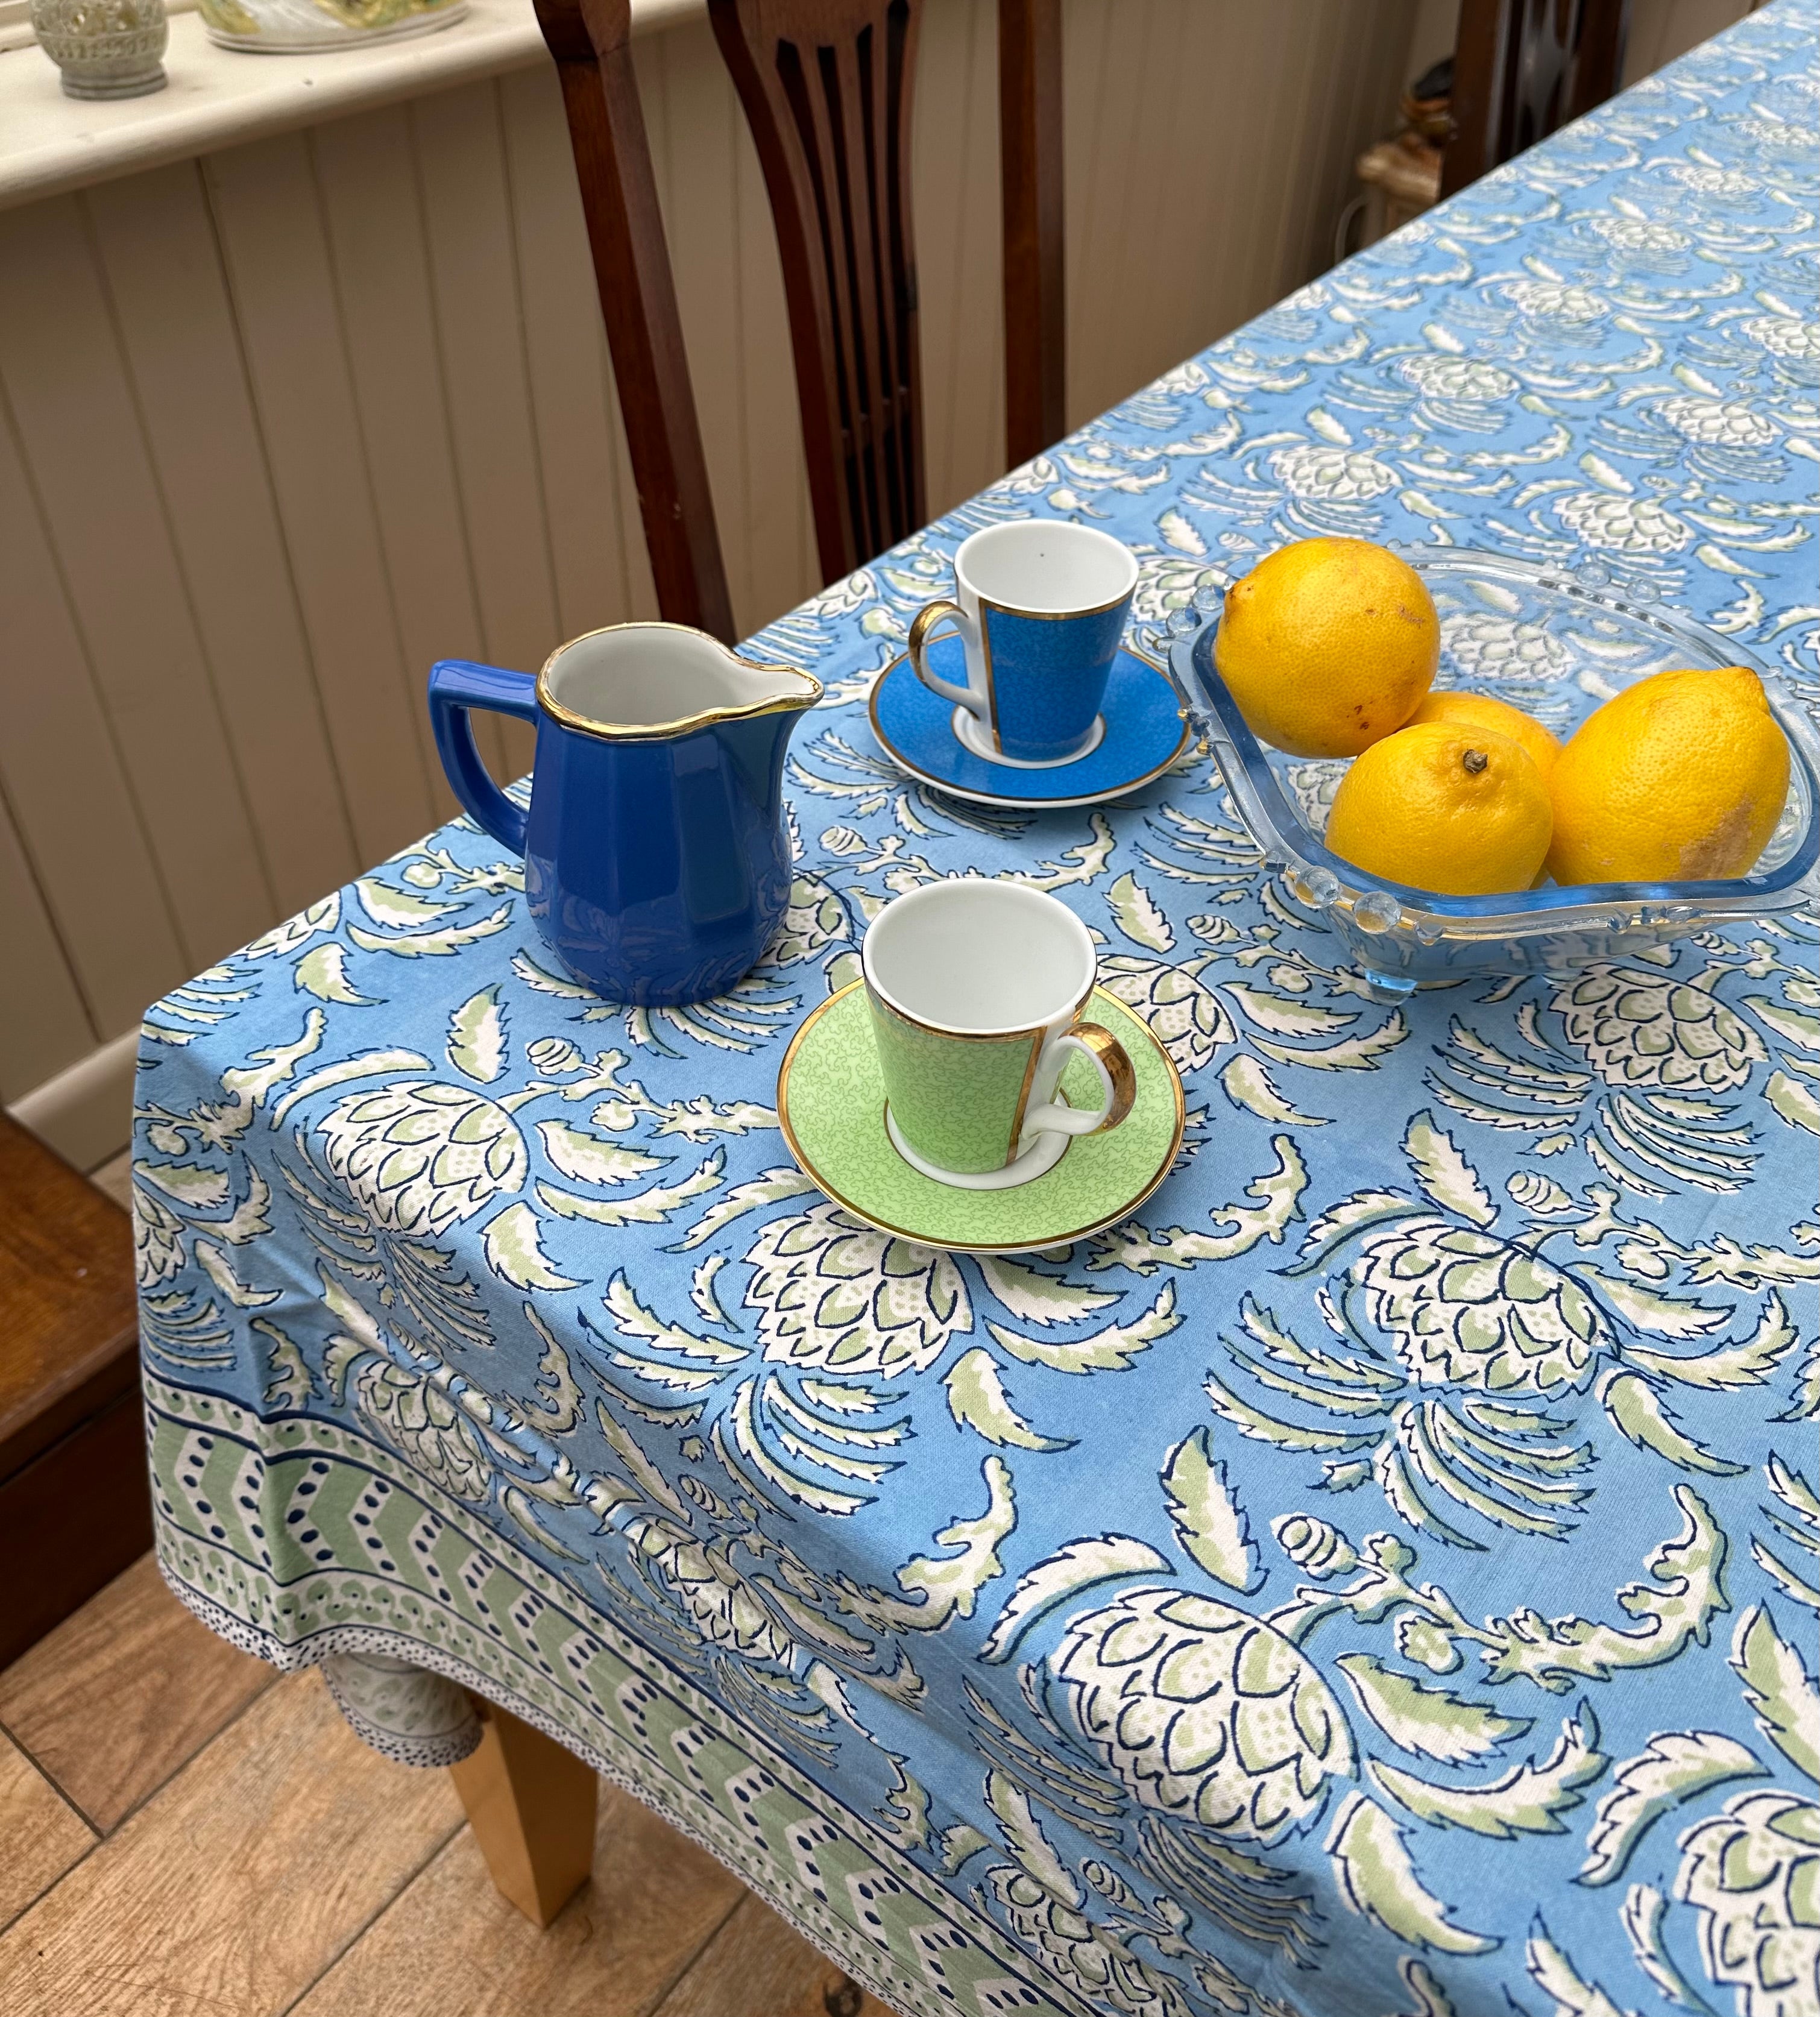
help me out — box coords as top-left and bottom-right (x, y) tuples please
(1165, 549), (1820, 1002)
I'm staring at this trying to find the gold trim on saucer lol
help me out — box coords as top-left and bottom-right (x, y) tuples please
(775, 983), (1187, 1254)
(864, 643), (1194, 810)
(536, 620), (822, 743)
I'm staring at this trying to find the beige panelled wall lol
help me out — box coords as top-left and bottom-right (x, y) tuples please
(0, 0), (1417, 1126)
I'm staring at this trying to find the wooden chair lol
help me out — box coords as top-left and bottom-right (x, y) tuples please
(534, 0), (1065, 636)
(0, 1113), (147, 1669)
(1441, 0), (1631, 198)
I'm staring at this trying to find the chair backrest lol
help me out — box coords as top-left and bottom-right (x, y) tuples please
(997, 0), (1065, 482)
(1441, 0), (1631, 199)
(536, 0), (1065, 624)
(534, 0), (737, 640)
(708, 0), (928, 584)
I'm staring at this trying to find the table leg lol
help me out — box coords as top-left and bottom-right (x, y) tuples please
(449, 1694), (599, 1926)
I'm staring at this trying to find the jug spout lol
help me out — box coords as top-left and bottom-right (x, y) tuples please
(537, 621), (820, 740)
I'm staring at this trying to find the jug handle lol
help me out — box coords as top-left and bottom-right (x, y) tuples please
(428, 659), (540, 855)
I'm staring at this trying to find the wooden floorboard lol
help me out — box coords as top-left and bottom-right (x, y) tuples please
(652, 1894), (899, 2017)
(0, 1670), (462, 2017)
(293, 1781), (746, 2017)
(0, 1547), (909, 2016)
(0, 1552), (272, 1830)
(0, 1729), (93, 1934)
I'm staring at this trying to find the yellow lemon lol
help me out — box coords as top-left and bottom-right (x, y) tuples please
(1215, 537), (1439, 758)
(1548, 666), (1790, 886)
(1324, 723), (1553, 895)
(1406, 690), (1561, 781)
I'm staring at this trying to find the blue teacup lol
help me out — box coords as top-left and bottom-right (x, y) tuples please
(907, 521), (1138, 766)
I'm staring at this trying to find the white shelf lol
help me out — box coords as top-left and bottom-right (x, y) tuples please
(0, 0), (699, 210)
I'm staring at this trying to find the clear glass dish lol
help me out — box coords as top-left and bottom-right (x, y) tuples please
(1170, 548), (1820, 1002)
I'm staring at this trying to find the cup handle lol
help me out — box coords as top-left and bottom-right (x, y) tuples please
(1021, 1021), (1138, 1145)
(427, 659), (540, 855)
(908, 599), (986, 719)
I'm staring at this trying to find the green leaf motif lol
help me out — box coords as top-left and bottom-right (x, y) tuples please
(985, 1769), (1079, 1902)
(1745, 995), (1820, 1053)
(1219, 1054), (1331, 1126)
(878, 1758), (932, 1854)
(1525, 1918), (1638, 2017)
(242, 893), (340, 960)
(537, 1119), (665, 1187)
(251, 1317), (313, 1409)
(521, 1304), (582, 1433)
(136, 1161), (231, 1209)
(1255, 1011), (1408, 1072)
(502, 1483), (584, 1562)
(1204, 1363), (1376, 1454)
(1370, 1707), (1607, 1839)
(1093, 1134), (1308, 1274)
(1753, 1452), (1820, 1612)
(884, 1456), (1017, 1628)
(354, 875), (458, 928)
(944, 1348), (1073, 1452)
(1729, 1602), (1820, 1783)
(1402, 1112), (1497, 1229)
(1482, 1485), (1728, 1691)
(1107, 872), (1174, 952)
(974, 1255), (1119, 1327)
(978, 1533), (1172, 1663)
(594, 1398), (688, 1518)
(602, 1271), (748, 1365)
(1160, 1426), (1261, 1592)
(1599, 1370), (1745, 1476)
(1618, 1885), (1713, 2014)
(765, 872), (851, 968)
(1624, 1292), (1798, 1390)
(481, 1201), (581, 1291)
(1337, 1652), (1531, 1764)
(1578, 1265), (1729, 1339)
(194, 1238), (281, 1309)
(987, 1281), (1180, 1373)
(536, 1150), (725, 1229)
(672, 1166), (817, 1251)
(1394, 1958), (1459, 2017)
(447, 984), (508, 1083)
(1288, 1188), (1416, 1276)
(266, 1049), (436, 1130)
(348, 904), (515, 958)
(1783, 1333), (1820, 1423)
(1577, 1730), (1764, 1887)
(1325, 1792), (1497, 1955)
(511, 950), (599, 1001)
(1766, 1068), (1820, 1134)
(295, 943), (379, 1005)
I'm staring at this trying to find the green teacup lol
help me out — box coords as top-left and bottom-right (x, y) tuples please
(861, 880), (1136, 1189)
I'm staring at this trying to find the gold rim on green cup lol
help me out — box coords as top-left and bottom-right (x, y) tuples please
(861, 880), (1136, 1190)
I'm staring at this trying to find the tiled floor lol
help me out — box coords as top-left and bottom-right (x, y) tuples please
(0, 1555), (901, 2017)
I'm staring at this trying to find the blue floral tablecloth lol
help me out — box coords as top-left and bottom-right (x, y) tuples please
(136, 8), (1818, 2014)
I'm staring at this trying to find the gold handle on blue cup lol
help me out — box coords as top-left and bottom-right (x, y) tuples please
(908, 598), (987, 723)
(1019, 1019), (1136, 1148)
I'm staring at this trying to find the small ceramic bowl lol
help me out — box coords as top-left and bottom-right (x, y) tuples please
(1171, 548), (1820, 1001)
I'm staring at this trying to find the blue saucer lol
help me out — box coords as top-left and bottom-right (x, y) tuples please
(867, 637), (1193, 808)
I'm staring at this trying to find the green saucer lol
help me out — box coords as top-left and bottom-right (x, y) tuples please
(776, 984), (1185, 1254)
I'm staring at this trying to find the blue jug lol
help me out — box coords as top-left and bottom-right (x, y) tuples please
(429, 623), (822, 1006)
